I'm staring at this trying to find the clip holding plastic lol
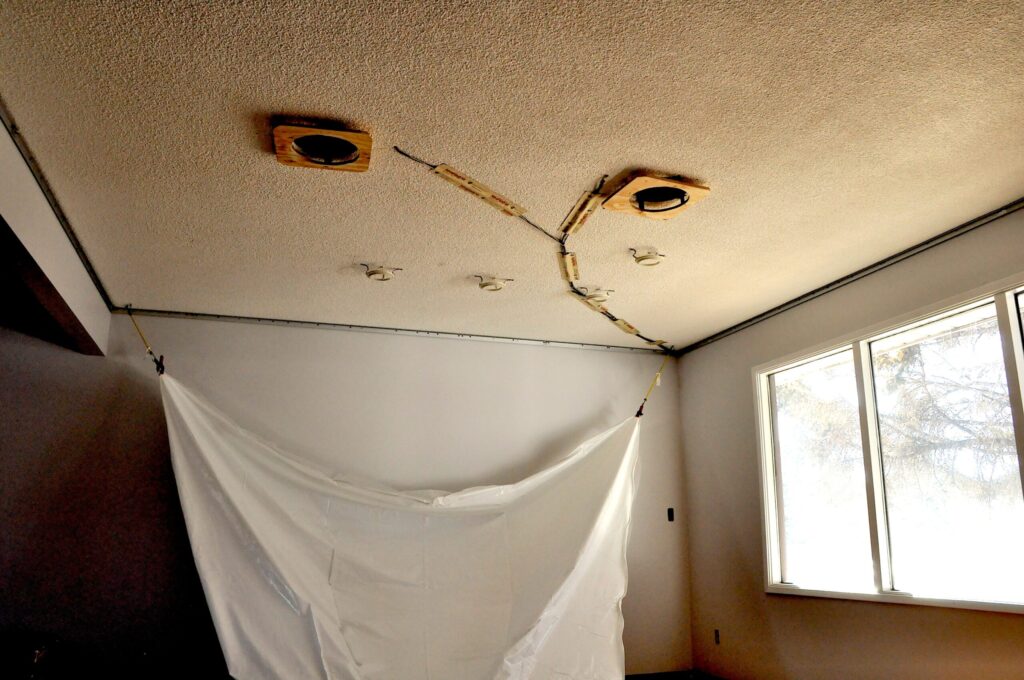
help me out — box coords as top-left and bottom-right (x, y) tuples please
(125, 304), (167, 375)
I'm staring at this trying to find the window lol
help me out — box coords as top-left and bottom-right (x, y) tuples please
(1020, 292), (1024, 335)
(769, 350), (874, 592)
(757, 286), (1024, 612)
(871, 304), (1024, 603)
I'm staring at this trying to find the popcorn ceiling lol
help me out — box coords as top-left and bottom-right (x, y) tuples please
(1, 0), (1021, 348)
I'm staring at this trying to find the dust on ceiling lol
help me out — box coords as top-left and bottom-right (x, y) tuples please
(1, 0), (1022, 349)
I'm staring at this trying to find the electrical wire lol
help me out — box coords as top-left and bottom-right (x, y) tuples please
(392, 146), (676, 354)
(396, 146), (561, 243)
(393, 146), (437, 169)
(518, 214), (563, 244)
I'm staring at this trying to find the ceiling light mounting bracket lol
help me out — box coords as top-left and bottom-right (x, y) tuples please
(629, 248), (666, 266)
(360, 263), (403, 281)
(474, 275), (514, 292)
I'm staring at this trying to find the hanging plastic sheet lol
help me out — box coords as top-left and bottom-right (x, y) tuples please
(161, 375), (641, 679)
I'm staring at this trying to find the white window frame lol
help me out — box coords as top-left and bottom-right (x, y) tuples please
(753, 271), (1024, 615)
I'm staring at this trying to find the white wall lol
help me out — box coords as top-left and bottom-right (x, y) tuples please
(0, 126), (110, 352)
(678, 208), (1024, 679)
(106, 315), (692, 674)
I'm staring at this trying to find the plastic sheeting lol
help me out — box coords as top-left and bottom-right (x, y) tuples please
(161, 375), (641, 680)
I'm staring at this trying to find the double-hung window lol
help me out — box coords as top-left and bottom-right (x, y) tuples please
(756, 285), (1024, 612)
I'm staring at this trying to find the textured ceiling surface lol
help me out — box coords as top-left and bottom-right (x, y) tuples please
(1, 1), (1022, 349)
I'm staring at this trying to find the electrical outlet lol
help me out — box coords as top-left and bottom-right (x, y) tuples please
(714, 629), (721, 645)
(667, 507), (674, 522)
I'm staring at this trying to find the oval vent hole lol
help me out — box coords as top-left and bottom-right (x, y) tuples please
(630, 186), (689, 213)
(292, 134), (360, 166)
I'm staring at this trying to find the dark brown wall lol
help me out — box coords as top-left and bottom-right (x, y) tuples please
(0, 217), (101, 356)
(0, 328), (226, 678)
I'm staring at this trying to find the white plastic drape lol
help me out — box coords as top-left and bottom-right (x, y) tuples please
(161, 375), (641, 680)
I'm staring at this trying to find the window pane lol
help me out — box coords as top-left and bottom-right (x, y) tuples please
(771, 350), (874, 591)
(871, 303), (1024, 604)
(1019, 292), (1024, 336)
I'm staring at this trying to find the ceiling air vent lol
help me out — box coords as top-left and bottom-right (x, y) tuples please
(602, 172), (709, 220)
(271, 118), (372, 172)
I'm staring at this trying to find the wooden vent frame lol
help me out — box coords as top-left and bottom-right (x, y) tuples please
(602, 173), (709, 220)
(272, 121), (372, 172)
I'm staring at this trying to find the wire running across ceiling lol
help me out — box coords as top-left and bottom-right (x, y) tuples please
(393, 146), (675, 354)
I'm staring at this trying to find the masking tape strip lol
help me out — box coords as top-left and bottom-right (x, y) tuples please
(560, 192), (602, 235)
(432, 164), (526, 217)
(576, 293), (668, 349)
(560, 252), (580, 282)
(572, 293), (608, 313)
(614, 319), (640, 335)
(581, 291), (674, 350)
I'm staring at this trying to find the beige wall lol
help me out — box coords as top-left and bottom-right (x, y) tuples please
(3, 314), (691, 674)
(104, 315), (691, 675)
(678, 208), (1024, 680)
(0, 328), (227, 675)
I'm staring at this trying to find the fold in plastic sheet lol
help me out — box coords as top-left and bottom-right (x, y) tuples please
(161, 375), (641, 680)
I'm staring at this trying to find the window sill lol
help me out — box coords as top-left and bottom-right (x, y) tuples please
(765, 583), (1024, 615)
